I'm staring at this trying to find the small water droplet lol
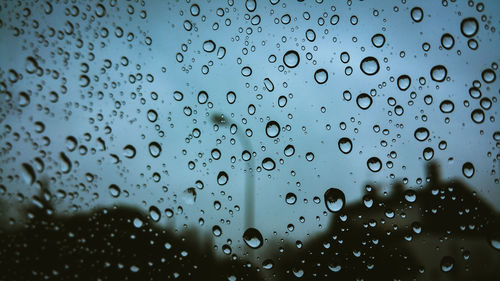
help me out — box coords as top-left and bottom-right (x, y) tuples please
(324, 188), (345, 213)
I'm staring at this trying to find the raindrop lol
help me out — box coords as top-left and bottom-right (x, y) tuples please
(356, 93), (373, 109)
(439, 100), (454, 113)
(462, 162), (475, 178)
(430, 65), (447, 82)
(440, 33), (455, 50)
(423, 147), (434, 161)
(263, 78), (274, 92)
(338, 138), (353, 154)
(367, 157), (382, 172)
(149, 206), (161, 222)
(460, 17), (479, 37)
(414, 127), (430, 142)
(397, 75), (411, 91)
(148, 142), (162, 158)
(481, 69), (496, 83)
(305, 29), (316, 42)
(265, 121), (280, 138)
(59, 152), (72, 174)
(410, 7), (423, 22)
(284, 145), (295, 157)
(202, 40), (216, 52)
(360, 56), (380, 75)
(245, 0), (257, 12)
(108, 184), (121, 198)
(286, 192), (297, 205)
(283, 50), (300, 68)
(324, 188), (345, 213)
(217, 171), (228, 185)
(147, 110), (158, 122)
(471, 109), (485, 123)
(314, 69), (328, 84)
(243, 228), (263, 249)
(440, 256), (455, 272)
(488, 234), (500, 251)
(21, 163), (36, 185)
(262, 158), (276, 171)
(371, 33), (385, 48)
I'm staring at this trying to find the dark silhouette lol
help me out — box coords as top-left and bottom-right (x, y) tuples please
(1, 162), (499, 280)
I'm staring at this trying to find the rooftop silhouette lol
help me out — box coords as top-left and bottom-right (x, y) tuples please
(1, 162), (499, 280)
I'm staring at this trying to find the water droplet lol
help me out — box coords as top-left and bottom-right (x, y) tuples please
(423, 147), (434, 161)
(182, 188), (197, 204)
(262, 259), (274, 270)
(245, 0), (256, 12)
(481, 69), (496, 83)
(367, 157), (382, 172)
(202, 40), (216, 52)
(149, 206), (161, 222)
(440, 256), (454, 272)
(241, 66), (252, 77)
(147, 109), (157, 122)
(430, 65), (447, 82)
(404, 190), (417, 203)
(356, 93), (373, 110)
(123, 145), (136, 159)
(133, 217), (143, 228)
(211, 148), (221, 160)
(305, 29), (316, 42)
(440, 33), (455, 50)
(305, 152), (314, 162)
(371, 33), (385, 48)
(286, 192), (297, 205)
(360, 56), (380, 76)
(108, 184), (121, 198)
(59, 152), (72, 174)
(460, 17), (479, 37)
(263, 78), (274, 92)
(284, 145), (295, 157)
(262, 157), (276, 171)
(439, 100), (454, 113)
(21, 163), (36, 185)
(243, 227), (263, 249)
(397, 75), (411, 91)
(410, 7), (424, 22)
(265, 121), (280, 138)
(471, 109), (485, 124)
(414, 127), (430, 142)
(283, 50), (300, 68)
(324, 188), (345, 213)
(462, 162), (475, 178)
(217, 171), (228, 185)
(338, 137), (353, 154)
(314, 69), (328, 84)
(148, 142), (162, 158)
(488, 234), (500, 251)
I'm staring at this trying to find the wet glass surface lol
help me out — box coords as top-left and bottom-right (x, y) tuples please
(0, 0), (499, 280)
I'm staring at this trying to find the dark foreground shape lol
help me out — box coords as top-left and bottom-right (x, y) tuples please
(1, 162), (499, 280)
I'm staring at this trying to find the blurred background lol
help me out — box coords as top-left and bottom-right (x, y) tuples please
(0, 0), (499, 280)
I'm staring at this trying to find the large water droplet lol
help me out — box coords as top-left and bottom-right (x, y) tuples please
(440, 256), (454, 272)
(338, 137), (353, 154)
(367, 157), (382, 172)
(430, 65), (447, 82)
(462, 162), (475, 178)
(265, 121), (280, 138)
(314, 69), (328, 84)
(59, 152), (72, 174)
(243, 228), (263, 249)
(284, 145), (295, 157)
(286, 192), (297, 205)
(217, 171), (228, 185)
(149, 206), (161, 222)
(397, 75), (411, 91)
(262, 157), (276, 171)
(439, 100), (454, 113)
(202, 40), (216, 52)
(148, 142), (162, 158)
(410, 7), (424, 22)
(360, 56), (380, 76)
(371, 33), (385, 48)
(283, 50), (300, 68)
(108, 184), (121, 198)
(324, 188), (345, 213)
(414, 127), (430, 142)
(123, 145), (136, 159)
(21, 163), (36, 185)
(471, 109), (485, 124)
(356, 93), (373, 110)
(460, 17), (479, 37)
